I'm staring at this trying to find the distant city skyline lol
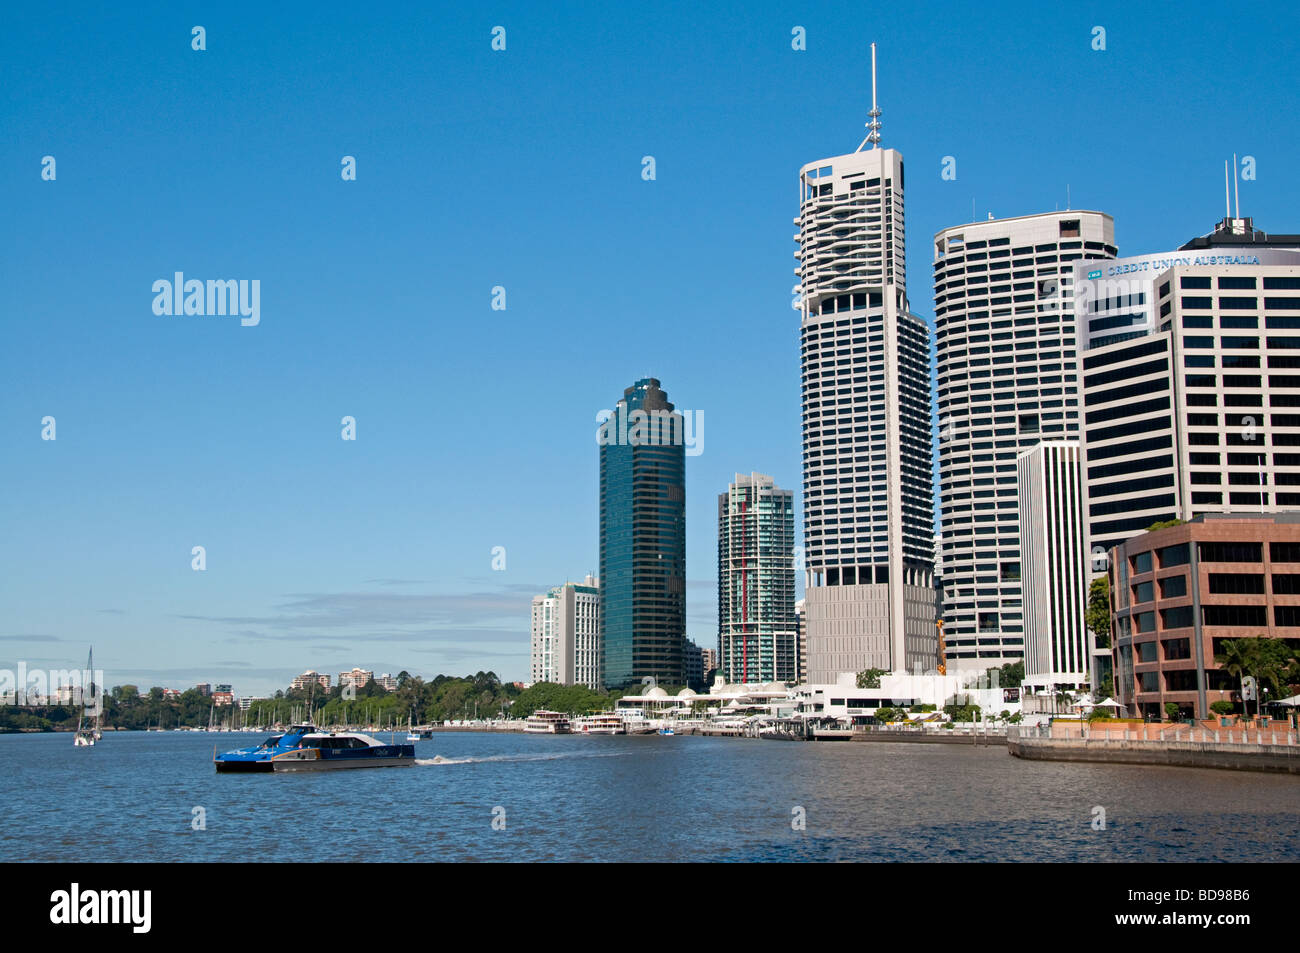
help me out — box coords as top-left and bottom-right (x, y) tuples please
(4, 2), (1300, 697)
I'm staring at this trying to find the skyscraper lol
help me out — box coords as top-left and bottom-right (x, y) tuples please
(1073, 217), (1300, 556)
(598, 378), (687, 689)
(530, 576), (601, 689)
(717, 473), (797, 684)
(794, 45), (937, 682)
(1017, 441), (1090, 693)
(933, 211), (1115, 672)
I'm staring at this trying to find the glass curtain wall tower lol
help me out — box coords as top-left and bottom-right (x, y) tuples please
(598, 378), (687, 688)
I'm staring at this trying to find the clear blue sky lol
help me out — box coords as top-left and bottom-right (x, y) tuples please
(3, 1), (1298, 697)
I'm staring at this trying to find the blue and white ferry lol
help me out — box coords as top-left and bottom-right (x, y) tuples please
(213, 724), (415, 772)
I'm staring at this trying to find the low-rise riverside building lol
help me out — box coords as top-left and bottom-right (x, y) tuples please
(610, 673), (1022, 728)
(614, 682), (799, 722)
(794, 672), (1021, 724)
(1109, 513), (1300, 721)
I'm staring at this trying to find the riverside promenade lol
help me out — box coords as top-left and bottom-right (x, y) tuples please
(1008, 721), (1300, 774)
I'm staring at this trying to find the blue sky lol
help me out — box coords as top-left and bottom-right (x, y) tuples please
(3, 1), (1298, 696)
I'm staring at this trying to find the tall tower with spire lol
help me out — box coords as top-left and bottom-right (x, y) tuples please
(793, 44), (937, 682)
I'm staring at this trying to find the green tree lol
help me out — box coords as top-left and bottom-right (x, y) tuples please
(1147, 519), (1187, 531)
(856, 668), (886, 689)
(1086, 576), (1111, 650)
(1216, 636), (1298, 705)
(985, 661), (1023, 688)
(943, 703), (981, 722)
(510, 682), (612, 719)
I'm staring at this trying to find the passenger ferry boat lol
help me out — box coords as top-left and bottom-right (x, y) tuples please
(523, 710), (572, 734)
(213, 725), (415, 772)
(573, 714), (624, 735)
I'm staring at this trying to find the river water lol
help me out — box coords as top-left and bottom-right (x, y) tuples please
(3, 730), (1296, 862)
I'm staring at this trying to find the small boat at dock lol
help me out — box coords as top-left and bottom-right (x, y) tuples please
(523, 710), (572, 734)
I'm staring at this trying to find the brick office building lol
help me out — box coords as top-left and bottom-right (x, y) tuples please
(1109, 514), (1300, 720)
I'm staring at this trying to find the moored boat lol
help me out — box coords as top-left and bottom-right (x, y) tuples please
(523, 710), (572, 734)
(573, 714), (624, 735)
(213, 724), (415, 772)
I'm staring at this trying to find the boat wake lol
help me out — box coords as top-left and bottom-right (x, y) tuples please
(416, 750), (635, 767)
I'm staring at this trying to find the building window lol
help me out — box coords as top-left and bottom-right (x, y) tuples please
(1198, 542), (1263, 563)
(1159, 575), (1188, 599)
(1202, 604), (1267, 627)
(1208, 573), (1265, 595)
(1272, 574), (1300, 595)
(1269, 542), (1300, 563)
(1274, 605), (1300, 627)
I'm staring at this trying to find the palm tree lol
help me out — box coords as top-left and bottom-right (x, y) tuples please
(1215, 639), (1254, 716)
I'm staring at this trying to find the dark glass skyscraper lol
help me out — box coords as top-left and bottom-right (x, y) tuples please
(598, 378), (686, 689)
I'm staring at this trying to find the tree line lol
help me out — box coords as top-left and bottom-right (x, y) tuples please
(0, 671), (638, 732)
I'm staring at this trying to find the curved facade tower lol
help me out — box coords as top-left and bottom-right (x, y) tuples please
(598, 378), (687, 689)
(794, 52), (938, 681)
(932, 211), (1115, 672)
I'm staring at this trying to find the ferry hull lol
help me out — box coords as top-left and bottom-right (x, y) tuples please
(213, 730), (415, 772)
(216, 752), (415, 772)
(214, 759), (274, 773)
(270, 755), (415, 772)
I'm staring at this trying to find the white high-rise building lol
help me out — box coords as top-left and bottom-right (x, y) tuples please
(1018, 441), (1090, 691)
(795, 46), (937, 682)
(933, 211), (1115, 672)
(530, 576), (601, 689)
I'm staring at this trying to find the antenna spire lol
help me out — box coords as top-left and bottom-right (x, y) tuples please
(857, 42), (883, 151)
(1233, 152), (1240, 219)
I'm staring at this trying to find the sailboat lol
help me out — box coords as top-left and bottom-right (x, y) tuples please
(73, 647), (100, 747)
(406, 710), (419, 743)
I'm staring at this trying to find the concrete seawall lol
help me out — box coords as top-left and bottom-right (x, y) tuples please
(1008, 736), (1300, 774)
(850, 731), (1005, 746)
